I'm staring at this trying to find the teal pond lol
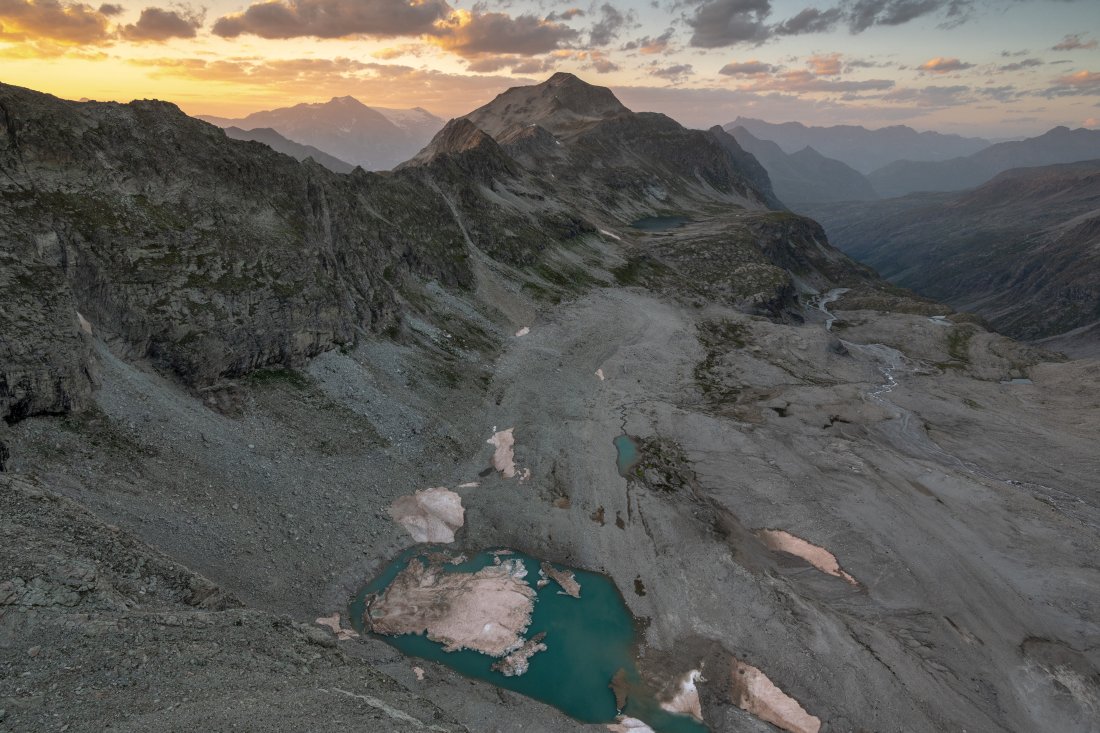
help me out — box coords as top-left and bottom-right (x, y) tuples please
(350, 548), (707, 733)
(630, 216), (690, 232)
(614, 434), (642, 477)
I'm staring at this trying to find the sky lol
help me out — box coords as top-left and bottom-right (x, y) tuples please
(2, 0), (1099, 136)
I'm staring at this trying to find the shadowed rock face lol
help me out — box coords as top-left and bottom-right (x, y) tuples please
(0, 82), (479, 420)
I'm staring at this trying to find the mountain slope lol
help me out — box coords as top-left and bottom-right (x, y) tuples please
(868, 126), (1100, 197)
(451, 72), (785, 214)
(806, 160), (1100, 340)
(0, 81), (557, 423)
(727, 117), (990, 173)
(727, 126), (879, 207)
(3, 75), (1099, 733)
(223, 126), (355, 173)
(199, 96), (444, 170)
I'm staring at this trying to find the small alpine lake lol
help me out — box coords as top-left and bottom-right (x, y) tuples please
(350, 547), (707, 733)
(630, 216), (690, 232)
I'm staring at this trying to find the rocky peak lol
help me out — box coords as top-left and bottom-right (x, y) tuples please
(464, 73), (629, 140)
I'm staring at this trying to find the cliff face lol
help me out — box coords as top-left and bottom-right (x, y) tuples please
(1, 75), (877, 424)
(0, 84), (476, 420)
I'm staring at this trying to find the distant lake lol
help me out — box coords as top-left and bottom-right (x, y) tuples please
(630, 216), (690, 232)
(350, 547), (707, 733)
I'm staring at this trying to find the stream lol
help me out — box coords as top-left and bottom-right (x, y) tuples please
(814, 290), (1099, 531)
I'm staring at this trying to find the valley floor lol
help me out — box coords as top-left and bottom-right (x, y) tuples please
(3, 234), (1100, 732)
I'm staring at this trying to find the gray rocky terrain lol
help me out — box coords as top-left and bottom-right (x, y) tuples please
(2, 74), (1099, 733)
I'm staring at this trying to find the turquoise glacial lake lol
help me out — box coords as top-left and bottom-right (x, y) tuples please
(614, 434), (642, 477)
(350, 548), (707, 733)
(630, 216), (690, 232)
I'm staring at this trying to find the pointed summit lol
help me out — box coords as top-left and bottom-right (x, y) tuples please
(398, 118), (514, 177)
(464, 73), (629, 140)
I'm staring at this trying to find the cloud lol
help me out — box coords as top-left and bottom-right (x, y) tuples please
(1053, 33), (1097, 51)
(0, 0), (113, 44)
(733, 69), (895, 94)
(211, 0), (451, 39)
(997, 58), (1043, 72)
(649, 63), (693, 82)
(847, 0), (971, 33)
(588, 3), (628, 46)
(545, 8), (583, 22)
(119, 6), (203, 41)
(687, 0), (771, 48)
(621, 28), (674, 55)
(978, 84), (1019, 102)
(132, 55), (532, 117)
(773, 5), (843, 35)
(917, 56), (974, 74)
(718, 59), (775, 76)
(882, 84), (972, 106)
(1044, 69), (1100, 97)
(807, 52), (842, 76)
(97, 2), (122, 14)
(572, 49), (619, 73)
(431, 10), (578, 58)
(687, 0), (982, 47)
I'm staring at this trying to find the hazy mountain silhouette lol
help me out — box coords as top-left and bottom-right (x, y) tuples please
(867, 126), (1100, 197)
(727, 117), (991, 173)
(223, 126), (355, 173)
(727, 126), (879, 208)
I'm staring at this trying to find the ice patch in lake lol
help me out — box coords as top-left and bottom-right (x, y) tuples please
(367, 556), (535, 657)
(596, 368), (606, 381)
(515, 326), (530, 337)
(608, 718), (656, 732)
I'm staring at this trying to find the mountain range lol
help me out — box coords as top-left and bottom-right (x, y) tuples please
(199, 96), (444, 171)
(223, 126), (355, 173)
(867, 126), (1100, 197)
(806, 160), (1100, 344)
(726, 126), (879, 208)
(727, 117), (991, 173)
(3, 74), (1099, 733)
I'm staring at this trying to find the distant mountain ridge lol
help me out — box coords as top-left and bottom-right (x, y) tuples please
(727, 117), (991, 173)
(199, 96), (444, 171)
(222, 126), (355, 173)
(805, 160), (1100, 343)
(868, 126), (1100, 197)
(727, 126), (878, 208)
